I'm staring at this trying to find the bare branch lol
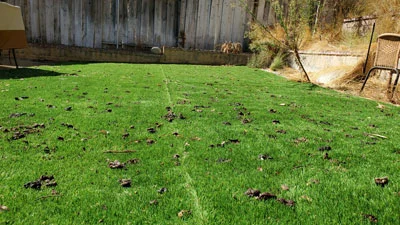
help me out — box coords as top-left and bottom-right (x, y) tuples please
(103, 150), (137, 154)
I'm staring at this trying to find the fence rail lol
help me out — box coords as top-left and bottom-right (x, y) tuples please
(2, 0), (283, 50)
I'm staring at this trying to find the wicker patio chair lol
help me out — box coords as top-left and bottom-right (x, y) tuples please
(360, 33), (400, 95)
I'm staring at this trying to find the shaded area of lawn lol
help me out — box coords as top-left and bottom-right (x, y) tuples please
(0, 63), (399, 224)
(0, 67), (65, 79)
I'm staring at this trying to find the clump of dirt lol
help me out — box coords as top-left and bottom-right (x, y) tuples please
(216, 158), (231, 163)
(157, 187), (168, 194)
(177, 209), (191, 219)
(146, 139), (155, 145)
(24, 175), (57, 190)
(258, 154), (273, 160)
(363, 214), (378, 223)
(244, 188), (261, 197)
(277, 198), (295, 207)
(119, 179), (132, 187)
(163, 107), (185, 122)
(126, 158), (140, 164)
(149, 199), (158, 205)
(244, 188), (277, 201)
(319, 146), (332, 151)
(5, 123), (45, 141)
(257, 192), (277, 201)
(209, 139), (240, 148)
(108, 160), (126, 169)
(374, 176), (389, 187)
(108, 158), (140, 169)
(147, 127), (156, 133)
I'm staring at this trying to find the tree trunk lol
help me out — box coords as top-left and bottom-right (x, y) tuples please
(294, 49), (311, 82)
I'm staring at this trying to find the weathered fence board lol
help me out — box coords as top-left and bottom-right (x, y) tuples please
(126, 0), (138, 46)
(22, 0), (30, 40)
(44, 0), (54, 44)
(29, 0), (39, 42)
(166, 0), (178, 46)
(184, 0), (198, 49)
(195, 0), (208, 49)
(73, 0), (82, 47)
(3, 0), (284, 50)
(84, 0), (96, 48)
(93, 0), (103, 48)
(102, 0), (114, 44)
(139, 0), (149, 45)
(178, 0), (186, 40)
(120, 0), (128, 46)
(209, 0), (219, 49)
(232, 1), (246, 43)
(153, 0), (163, 46)
(220, 0), (233, 43)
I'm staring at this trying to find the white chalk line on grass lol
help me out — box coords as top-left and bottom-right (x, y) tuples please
(159, 65), (173, 107)
(184, 167), (209, 224)
(160, 65), (209, 223)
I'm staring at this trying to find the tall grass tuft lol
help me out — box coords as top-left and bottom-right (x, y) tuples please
(270, 52), (287, 71)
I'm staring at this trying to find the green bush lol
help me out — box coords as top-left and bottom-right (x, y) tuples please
(247, 50), (274, 68)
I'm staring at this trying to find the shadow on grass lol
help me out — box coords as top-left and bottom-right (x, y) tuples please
(0, 67), (65, 79)
(305, 83), (320, 90)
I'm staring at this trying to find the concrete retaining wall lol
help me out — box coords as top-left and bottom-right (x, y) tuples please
(290, 51), (363, 72)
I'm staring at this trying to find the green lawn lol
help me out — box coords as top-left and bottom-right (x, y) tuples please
(0, 63), (399, 224)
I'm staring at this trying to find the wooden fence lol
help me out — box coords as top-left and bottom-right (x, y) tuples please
(2, 0), (284, 50)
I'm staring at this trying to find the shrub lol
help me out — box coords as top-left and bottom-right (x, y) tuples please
(246, 23), (286, 68)
(270, 52), (288, 71)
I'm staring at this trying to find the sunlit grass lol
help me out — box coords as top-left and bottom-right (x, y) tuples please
(0, 63), (399, 224)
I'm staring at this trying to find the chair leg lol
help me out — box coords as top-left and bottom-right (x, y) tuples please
(387, 71), (394, 98)
(360, 68), (376, 92)
(391, 69), (400, 98)
(12, 49), (18, 69)
(8, 49), (12, 65)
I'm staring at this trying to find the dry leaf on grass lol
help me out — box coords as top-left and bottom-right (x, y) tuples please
(301, 195), (312, 202)
(146, 139), (155, 145)
(149, 200), (158, 205)
(257, 192), (277, 201)
(177, 210), (191, 218)
(108, 160), (126, 169)
(244, 188), (261, 197)
(319, 146), (332, 151)
(277, 198), (295, 207)
(307, 179), (320, 186)
(119, 179), (132, 187)
(126, 158), (140, 164)
(281, 185), (289, 191)
(24, 175), (57, 189)
(363, 214), (378, 223)
(258, 154), (273, 160)
(157, 187), (167, 194)
(374, 177), (389, 187)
